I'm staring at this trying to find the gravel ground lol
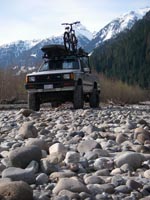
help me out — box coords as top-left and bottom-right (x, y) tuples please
(0, 103), (150, 200)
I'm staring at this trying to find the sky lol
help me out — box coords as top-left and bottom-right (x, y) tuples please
(0, 0), (149, 45)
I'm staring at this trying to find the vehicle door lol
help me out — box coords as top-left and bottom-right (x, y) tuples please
(79, 57), (93, 93)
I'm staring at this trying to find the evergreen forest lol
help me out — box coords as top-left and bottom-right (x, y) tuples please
(90, 11), (150, 89)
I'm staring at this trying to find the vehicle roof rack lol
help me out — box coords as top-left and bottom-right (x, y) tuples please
(41, 44), (88, 59)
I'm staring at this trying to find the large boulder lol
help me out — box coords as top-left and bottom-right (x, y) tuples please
(25, 138), (48, 151)
(9, 145), (42, 168)
(18, 122), (38, 139)
(77, 140), (101, 154)
(134, 127), (150, 144)
(114, 152), (145, 170)
(53, 177), (89, 194)
(49, 143), (67, 156)
(2, 167), (35, 184)
(0, 181), (33, 200)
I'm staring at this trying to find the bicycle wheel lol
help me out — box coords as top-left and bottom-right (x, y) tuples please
(63, 32), (70, 51)
(71, 34), (78, 52)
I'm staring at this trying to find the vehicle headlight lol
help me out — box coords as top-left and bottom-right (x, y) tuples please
(63, 73), (74, 80)
(63, 74), (70, 79)
(29, 76), (36, 82)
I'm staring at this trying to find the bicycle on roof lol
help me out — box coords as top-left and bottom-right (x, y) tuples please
(61, 21), (80, 52)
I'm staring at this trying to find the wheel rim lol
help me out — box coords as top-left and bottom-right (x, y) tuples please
(64, 32), (70, 51)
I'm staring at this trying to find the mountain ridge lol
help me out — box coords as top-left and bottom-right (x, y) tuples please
(85, 7), (150, 51)
(0, 7), (150, 69)
(90, 10), (150, 89)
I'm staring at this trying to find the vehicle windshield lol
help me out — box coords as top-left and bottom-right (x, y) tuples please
(39, 59), (79, 71)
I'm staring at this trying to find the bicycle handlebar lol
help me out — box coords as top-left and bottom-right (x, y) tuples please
(61, 21), (80, 26)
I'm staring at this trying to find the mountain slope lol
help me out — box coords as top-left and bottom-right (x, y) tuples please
(90, 11), (150, 89)
(0, 23), (92, 69)
(86, 7), (150, 52)
(0, 8), (150, 69)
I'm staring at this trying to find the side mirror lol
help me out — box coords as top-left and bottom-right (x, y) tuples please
(84, 68), (90, 73)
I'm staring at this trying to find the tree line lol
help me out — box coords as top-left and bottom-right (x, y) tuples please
(90, 11), (150, 89)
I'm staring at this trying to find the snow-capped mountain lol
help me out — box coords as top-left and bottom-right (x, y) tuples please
(0, 7), (150, 69)
(0, 23), (92, 69)
(86, 7), (150, 51)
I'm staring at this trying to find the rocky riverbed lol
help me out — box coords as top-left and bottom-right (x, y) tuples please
(0, 103), (150, 200)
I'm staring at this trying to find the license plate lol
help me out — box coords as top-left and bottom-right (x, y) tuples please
(44, 84), (53, 89)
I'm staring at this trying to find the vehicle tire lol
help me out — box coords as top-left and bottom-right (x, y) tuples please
(64, 32), (70, 51)
(89, 89), (100, 108)
(28, 93), (40, 111)
(71, 34), (78, 52)
(73, 85), (84, 109)
(51, 102), (60, 108)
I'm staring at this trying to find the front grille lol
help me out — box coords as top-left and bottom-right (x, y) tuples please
(26, 73), (75, 90)
(35, 74), (63, 83)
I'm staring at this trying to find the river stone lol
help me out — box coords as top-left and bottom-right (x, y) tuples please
(137, 132), (150, 144)
(115, 185), (131, 194)
(144, 169), (150, 178)
(111, 175), (126, 187)
(94, 158), (114, 170)
(114, 152), (145, 170)
(36, 173), (49, 185)
(110, 168), (122, 175)
(9, 145), (42, 168)
(18, 122), (38, 139)
(84, 151), (98, 160)
(25, 138), (48, 151)
(116, 133), (127, 144)
(18, 109), (34, 117)
(26, 160), (39, 174)
(52, 196), (69, 200)
(134, 127), (150, 144)
(77, 139), (101, 153)
(50, 171), (76, 180)
(138, 119), (149, 126)
(0, 181), (33, 200)
(82, 124), (100, 135)
(84, 175), (105, 184)
(64, 151), (80, 164)
(87, 183), (114, 195)
(95, 169), (110, 176)
(134, 127), (147, 136)
(53, 177), (89, 194)
(0, 178), (12, 183)
(2, 167), (36, 184)
(58, 190), (80, 199)
(47, 153), (65, 164)
(40, 158), (58, 174)
(93, 148), (110, 157)
(49, 143), (67, 156)
(126, 179), (143, 190)
(120, 163), (133, 172)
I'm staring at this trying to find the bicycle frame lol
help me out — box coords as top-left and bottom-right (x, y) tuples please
(61, 21), (80, 52)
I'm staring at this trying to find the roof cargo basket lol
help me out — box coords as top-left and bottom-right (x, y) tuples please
(41, 44), (88, 59)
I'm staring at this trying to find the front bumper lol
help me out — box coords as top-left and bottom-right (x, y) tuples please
(25, 82), (75, 93)
(26, 86), (75, 93)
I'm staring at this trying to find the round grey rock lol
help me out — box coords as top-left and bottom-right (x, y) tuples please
(115, 152), (145, 170)
(36, 173), (49, 185)
(18, 122), (38, 139)
(53, 177), (89, 194)
(9, 145), (42, 168)
(77, 140), (101, 154)
(2, 167), (36, 184)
